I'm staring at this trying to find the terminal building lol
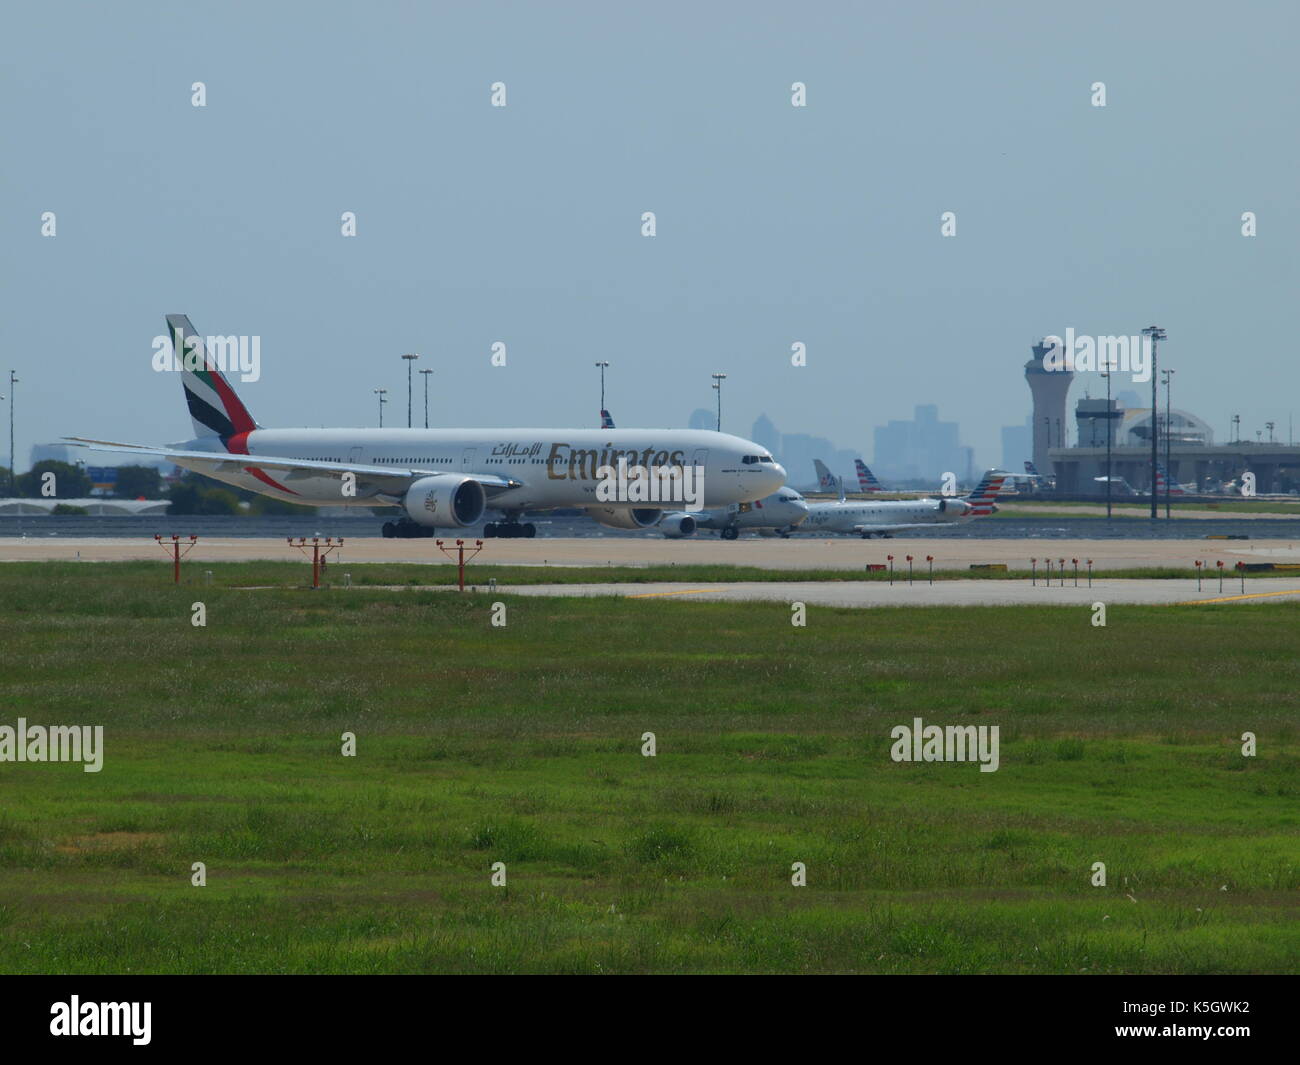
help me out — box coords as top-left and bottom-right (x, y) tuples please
(1023, 339), (1300, 495)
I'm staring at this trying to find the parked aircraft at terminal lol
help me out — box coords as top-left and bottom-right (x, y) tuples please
(855, 459), (884, 493)
(812, 458), (883, 496)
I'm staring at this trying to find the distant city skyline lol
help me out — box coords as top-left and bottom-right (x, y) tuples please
(3, 3), (1296, 481)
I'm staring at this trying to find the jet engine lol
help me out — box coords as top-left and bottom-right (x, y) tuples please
(658, 513), (697, 538)
(584, 506), (662, 530)
(402, 475), (487, 527)
(938, 498), (973, 516)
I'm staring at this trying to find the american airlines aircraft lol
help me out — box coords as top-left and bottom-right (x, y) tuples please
(658, 488), (810, 539)
(594, 407), (807, 539)
(814, 459), (843, 495)
(798, 470), (1008, 537)
(812, 458), (884, 496)
(1154, 463), (1194, 496)
(68, 315), (788, 538)
(855, 459), (884, 493)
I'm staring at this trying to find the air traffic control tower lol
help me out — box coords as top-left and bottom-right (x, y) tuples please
(1024, 338), (1073, 475)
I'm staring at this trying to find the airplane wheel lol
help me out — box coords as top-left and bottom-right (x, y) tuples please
(524, 523), (536, 538)
(382, 522), (396, 538)
(484, 523), (497, 538)
(721, 527), (739, 540)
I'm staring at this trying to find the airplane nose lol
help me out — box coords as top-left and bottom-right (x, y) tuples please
(769, 462), (788, 491)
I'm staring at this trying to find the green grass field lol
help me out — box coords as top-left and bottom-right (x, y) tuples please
(0, 564), (1295, 973)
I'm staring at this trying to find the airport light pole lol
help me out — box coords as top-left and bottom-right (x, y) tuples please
(1266, 420), (1275, 443)
(1101, 369), (1113, 520)
(1142, 326), (1166, 519)
(1162, 368), (1175, 519)
(595, 361), (609, 424)
(7, 371), (15, 497)
(419, 368), (433, 429)
(1231, 413), (1240, 443)
(373, 388), (388, 428)
(401, 353), (419, 428)
(711, 373), (726, 432)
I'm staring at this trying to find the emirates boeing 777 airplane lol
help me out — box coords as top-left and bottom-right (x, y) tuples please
(68, 315), (787, 538)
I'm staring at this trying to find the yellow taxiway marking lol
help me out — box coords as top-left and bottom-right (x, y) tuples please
(1180, 587), (1300, 605)
(627, 588), (716, 599)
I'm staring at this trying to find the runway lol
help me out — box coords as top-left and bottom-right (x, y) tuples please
(3, 535), (1300, 571)
(461, 578), (1300, 608)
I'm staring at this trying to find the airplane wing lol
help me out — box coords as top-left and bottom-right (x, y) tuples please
(850, 522), (939, 534)
(62, 438), (523, 496)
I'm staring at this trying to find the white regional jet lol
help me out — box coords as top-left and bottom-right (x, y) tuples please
(595, 405), (808, 540)
(67, 315), (788, 538)
(658, 487), (810, 539)
(798, 469), (1007, 537)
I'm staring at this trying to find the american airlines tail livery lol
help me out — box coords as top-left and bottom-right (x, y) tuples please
(855, 459), (884, 493)
(814, 458), (843, 496)
(68, 315), (787, 538)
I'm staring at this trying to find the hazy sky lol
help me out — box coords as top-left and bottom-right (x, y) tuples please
(3, 0), (1297, 472)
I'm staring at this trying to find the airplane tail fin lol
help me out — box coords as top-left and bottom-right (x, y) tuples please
(814, 459), (846, 501)
(855, 458), (883, 493)
(814, 459), (835, 490)
(1024, 460), (1040, 477)
(166, 315), (259, 443)
(1155, 462), (1185, 495)
(600, 409), (616, 429)
(966, 469), (1008, 516)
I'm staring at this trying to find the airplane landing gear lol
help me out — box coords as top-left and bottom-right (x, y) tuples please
(382, 518), (435, 538)
(484, 522), (536, 539)
(721, 526), (739, 540)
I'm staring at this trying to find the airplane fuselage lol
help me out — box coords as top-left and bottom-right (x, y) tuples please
(692, 490), (809, 532)
(799, 497), (972, 534)
(172, 427), (787, 511)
